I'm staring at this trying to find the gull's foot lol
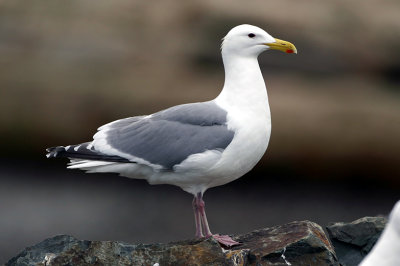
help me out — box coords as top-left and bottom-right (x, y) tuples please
(212, 234), (241, 248)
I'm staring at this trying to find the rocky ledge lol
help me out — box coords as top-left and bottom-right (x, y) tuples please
(6, 218), (386, 266)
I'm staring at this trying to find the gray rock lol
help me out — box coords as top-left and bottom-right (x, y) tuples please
(232, 220), (338, 265)
(6, 236), (229, 266)
(7, 221), (338, 266)
(326, 216), (387, 266)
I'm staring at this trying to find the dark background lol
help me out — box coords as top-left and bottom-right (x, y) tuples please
(1, 0), (399, 263)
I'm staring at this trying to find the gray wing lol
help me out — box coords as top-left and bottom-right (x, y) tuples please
(95, 101), (235, 170)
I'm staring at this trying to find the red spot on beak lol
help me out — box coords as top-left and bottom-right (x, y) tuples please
(286, 49), (294, 54)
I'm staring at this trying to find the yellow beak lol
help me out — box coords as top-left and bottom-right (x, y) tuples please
(265, 38), (297, 54)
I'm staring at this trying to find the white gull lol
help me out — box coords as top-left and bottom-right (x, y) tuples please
(47, 24), (297, 246)
(360, 200), (400, 266)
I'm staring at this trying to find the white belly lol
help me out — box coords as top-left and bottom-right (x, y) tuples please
(206, 106), (271, 188)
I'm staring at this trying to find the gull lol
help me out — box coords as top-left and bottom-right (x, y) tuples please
(360, 200), (400, 266)
(46, 24), (297, 247)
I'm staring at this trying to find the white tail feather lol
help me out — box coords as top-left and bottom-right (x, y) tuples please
(67, 160), (116, 170)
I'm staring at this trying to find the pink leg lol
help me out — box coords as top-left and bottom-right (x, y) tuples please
(195, 193), (212, 237)
(192, 196), (204, 238)
(193, 193), (211, 237)
(193, 193), (240, 247)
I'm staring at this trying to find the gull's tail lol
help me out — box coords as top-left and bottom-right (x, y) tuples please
(46, 142), (130, 163)
(46, 143), (145, 178)
(46, 142), (137, 175)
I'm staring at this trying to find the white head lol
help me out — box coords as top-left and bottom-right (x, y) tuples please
(221, 24), (297, 58)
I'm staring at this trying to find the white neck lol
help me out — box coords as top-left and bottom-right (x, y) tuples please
(210, 51), (272, 185)
(216, 53), (269, 112)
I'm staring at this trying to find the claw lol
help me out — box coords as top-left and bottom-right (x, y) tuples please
(212, 234), (241, 248)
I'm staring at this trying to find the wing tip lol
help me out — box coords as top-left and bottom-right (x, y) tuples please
(46, 146), (65, 159)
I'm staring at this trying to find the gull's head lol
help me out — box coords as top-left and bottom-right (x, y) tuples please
(221, 24), (297, 57)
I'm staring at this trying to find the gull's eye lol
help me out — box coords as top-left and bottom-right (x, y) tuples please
(248, 33), (256, 38)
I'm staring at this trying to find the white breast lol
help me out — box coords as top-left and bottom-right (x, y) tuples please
(206, 93), (271, 189)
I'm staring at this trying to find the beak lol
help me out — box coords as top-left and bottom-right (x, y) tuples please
(265, 38), (297, 54)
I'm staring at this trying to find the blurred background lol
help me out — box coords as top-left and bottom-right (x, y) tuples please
(1, 0), (399, 262)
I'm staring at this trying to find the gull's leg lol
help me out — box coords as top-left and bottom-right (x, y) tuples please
(196, 192), (212, 237)
(192, 195), (204, 238)
(196, 192), (240, 247)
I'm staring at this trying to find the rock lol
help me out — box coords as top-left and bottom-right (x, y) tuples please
(6, 220), (338, 266)
(6, 235), (230, 266)
(326, 216), (387, 266)
(232, 220), (338, 265)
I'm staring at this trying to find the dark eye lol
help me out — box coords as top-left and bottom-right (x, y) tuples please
(248, 33), (256, 38)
